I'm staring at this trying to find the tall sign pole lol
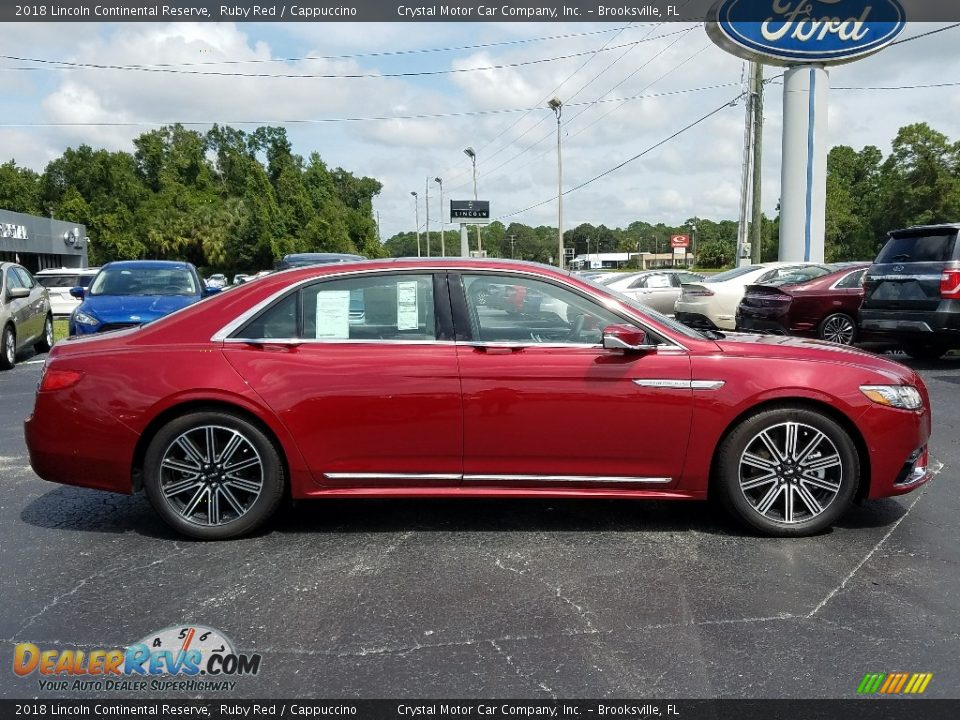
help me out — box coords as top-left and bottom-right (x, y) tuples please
(707, 0), (906, 264)
(750, 62), (765, 264)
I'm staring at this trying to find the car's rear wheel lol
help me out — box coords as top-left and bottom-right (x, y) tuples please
(34, 315), (53, 353)
(818, 313), (856, 345)
(902, 343), (948, 361)
(143, 411), (285, 540)
(1, 325), (15, 370)
(716, 407), (859, 537)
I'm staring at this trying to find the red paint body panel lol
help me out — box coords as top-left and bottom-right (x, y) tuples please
(23, 259), (933, 510)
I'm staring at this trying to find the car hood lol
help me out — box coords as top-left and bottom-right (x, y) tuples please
(79, 295), (199, 323)
(713, 332), (915, 383)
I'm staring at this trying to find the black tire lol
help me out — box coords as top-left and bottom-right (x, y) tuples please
(818, 313), (857, 345)
(34, 315), (54, 353)
(143, 410), (285, 540)
(716, 406), (859, 537)
(902, 343), (948, 361)
(1, 325), (15, 370)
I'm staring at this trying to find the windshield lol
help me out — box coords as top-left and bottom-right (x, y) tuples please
(578, 275), (706, 341)
(89, 266), (199, 296)
(702, 265), (762, 283)
(762, 265), (832, 286)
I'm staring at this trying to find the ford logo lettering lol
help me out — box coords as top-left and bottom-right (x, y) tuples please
(706, 0), (907, 66)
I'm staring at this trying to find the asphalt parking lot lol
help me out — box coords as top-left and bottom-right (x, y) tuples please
(1, 349), (958, 699)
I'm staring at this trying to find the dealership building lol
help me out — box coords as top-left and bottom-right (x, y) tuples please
(0, 209), (89, 272)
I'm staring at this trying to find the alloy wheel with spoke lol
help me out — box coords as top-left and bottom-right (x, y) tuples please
(158, 424), (264, 527)
(738, 421), (842, 524)
(718, 407), (858, 536)
(820, 314), (856, 345)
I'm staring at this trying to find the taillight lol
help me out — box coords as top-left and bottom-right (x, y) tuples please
(39, 368), (83, 392)
(941, 268), (960, 299)
(683, 286), (714, 297)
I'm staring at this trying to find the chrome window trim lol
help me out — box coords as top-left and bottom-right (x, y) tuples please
(210, 264), (690, 351)
(223, 338), (457, 346)
(633, 379), (725, 390)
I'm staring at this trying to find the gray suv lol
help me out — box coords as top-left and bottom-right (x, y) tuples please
(859, 223), (960, 360)
(1, 263), (53, 370)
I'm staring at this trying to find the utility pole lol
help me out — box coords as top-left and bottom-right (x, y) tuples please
(375, 210), (381, 244)
(425, 177), (431, 258)
(410, 191), (421, 257)
(435, 177), (445, 256)
(735, 62), (756, 267)
(548, 97), (564, 269)
(509, 234), (516, 259)
(750, 62), (765, 264)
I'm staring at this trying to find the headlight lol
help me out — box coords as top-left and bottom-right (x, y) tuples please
(860, 385), (923, 410)
(73, 310), (99, 326)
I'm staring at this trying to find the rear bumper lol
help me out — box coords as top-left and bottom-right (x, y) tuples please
(859, 307), (960, 347)
(675, 311), (719, 330)
(25, 393), (138, 494)
(735, 314), (790, 335)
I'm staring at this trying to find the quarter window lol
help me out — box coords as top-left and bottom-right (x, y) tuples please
(835, 269), (866, 289)
(462, 274), (624, 345)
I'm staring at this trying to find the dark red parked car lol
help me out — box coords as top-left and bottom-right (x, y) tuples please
(735, 263), (871, 345)
(25, 259), (932, 539)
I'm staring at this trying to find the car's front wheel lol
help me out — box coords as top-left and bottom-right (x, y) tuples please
(143, 410), (285, 540)
(34, 315), (53, 353)
(1, 325), (15, 370)
(716, 407), (859, 537)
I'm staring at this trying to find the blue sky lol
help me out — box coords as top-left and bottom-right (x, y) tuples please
(1, 21), (958, 240)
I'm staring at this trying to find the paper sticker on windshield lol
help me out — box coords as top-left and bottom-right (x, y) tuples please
(315, 290), (350, 339)
(396, 281), (419, 331)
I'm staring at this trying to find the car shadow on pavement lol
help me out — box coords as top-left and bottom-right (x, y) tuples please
(19, 487), (910, 540)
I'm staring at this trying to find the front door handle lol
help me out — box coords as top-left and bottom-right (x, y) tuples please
(470, 344), (525, 354)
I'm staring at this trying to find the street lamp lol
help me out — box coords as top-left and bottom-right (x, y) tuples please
(410, 191), (421, 257)
(424, 177), (431, 258)
(434, 177), (445, 256)
(463, 147), (481, 254)
(548, 97), (564, 269)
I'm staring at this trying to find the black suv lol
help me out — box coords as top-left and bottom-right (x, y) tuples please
(859, 223), (960, 360)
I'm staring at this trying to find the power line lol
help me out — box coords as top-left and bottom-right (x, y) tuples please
(498, 93), (744, 220)
(0, 39), (659, 80)
(0, 83), (740, 129)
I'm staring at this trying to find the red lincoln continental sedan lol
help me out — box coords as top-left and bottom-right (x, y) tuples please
(25, 259), (932, 539)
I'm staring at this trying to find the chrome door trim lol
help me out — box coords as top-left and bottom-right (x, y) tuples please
(633, 379), (725, 390)
(324, 473), (462, 482)
(210, 265), (690, 351)
(463, 474), (671, 484)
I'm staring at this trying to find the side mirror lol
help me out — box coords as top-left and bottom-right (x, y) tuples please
(602, 324), (655, 353)
(8, 287), (30, 300)
(204, 286), (222, 296)
(69, 286), (85, 299)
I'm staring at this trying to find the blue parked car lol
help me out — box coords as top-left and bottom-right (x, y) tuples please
(69, 260), (218, 336)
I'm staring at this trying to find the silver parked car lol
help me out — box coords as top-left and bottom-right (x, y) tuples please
(602, 270), (705, 315)
(1, 262), (53, 370)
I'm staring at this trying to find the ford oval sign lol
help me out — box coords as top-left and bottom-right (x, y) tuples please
(706, 0), (907, 66)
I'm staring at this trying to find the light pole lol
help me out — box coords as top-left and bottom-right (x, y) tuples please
(463, 147), (481, 254)
(509, 234), (516, 259)
(434, 177), (445, 257)
(410, 191), (421, 257)
(548, 97), (564, 269)
(425, 177), (431, 257)
(586, 237), (591, 268)
(688, 221), (697, 270)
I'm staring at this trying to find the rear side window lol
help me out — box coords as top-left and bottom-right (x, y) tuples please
(37, 275), (80, 288)
(835, 269), (867, 289)
(875, 232), (957, 263)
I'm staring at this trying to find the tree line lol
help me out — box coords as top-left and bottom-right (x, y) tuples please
(1, 122), (956, 271)
(384, 122), (959, 268)
(0, 124), (384, 272)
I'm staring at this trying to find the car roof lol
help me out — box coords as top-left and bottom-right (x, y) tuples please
(101, 260), (195, 270)
(35, 267), (100, 275)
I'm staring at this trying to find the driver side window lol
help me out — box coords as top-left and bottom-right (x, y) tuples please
(462, 274), (624, 345)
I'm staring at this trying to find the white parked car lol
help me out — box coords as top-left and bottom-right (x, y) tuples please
(205, 273), (228, 289)
(602, 270), (704, 315)
(34, 267), (100, 317)
(674, 262), (831, 331)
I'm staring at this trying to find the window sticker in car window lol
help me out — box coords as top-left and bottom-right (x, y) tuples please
(314, 290), (350, 339)
(646, 275), (671, 288)
(396, 281), (419, 331)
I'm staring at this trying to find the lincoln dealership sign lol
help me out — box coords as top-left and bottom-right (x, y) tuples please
(707, 0), (907, 65)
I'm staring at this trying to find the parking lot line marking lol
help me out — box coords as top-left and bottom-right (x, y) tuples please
(24, 359), (46, 364)
(806, 460), (944, 618)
